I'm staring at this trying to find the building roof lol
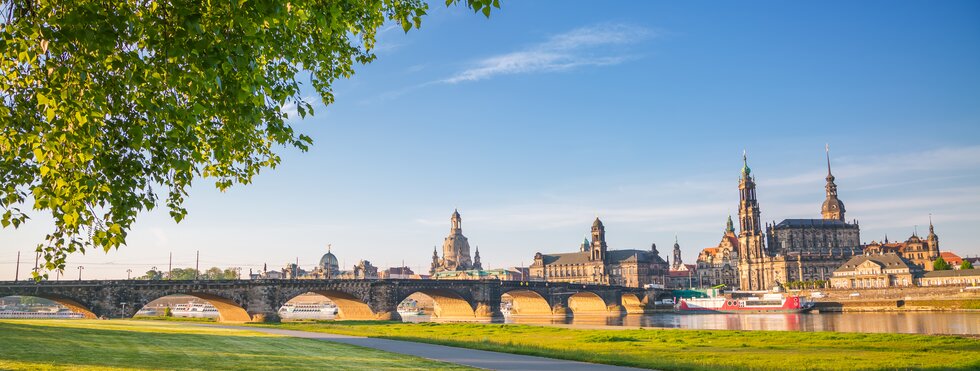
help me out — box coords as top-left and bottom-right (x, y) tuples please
(835, 253), (912, 273)
(386, 267), (414, 275)
(774, 219), (857, 229)
(940, 252), (963, 265)
(669, 270), (693, 277)
(922, 269), (980, 278)
(541, 249), (665, 266)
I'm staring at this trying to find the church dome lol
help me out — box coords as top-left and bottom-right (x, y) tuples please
(593, 217), (603, 228)
(319, 251), (339, 270)
(822, 198), (845, 215)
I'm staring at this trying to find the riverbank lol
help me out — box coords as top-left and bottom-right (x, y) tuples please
(814, 298), (980, 312)
(801, 286), (980, 312)
(0, 320), (471, 370)
(250, 321), (980, 370)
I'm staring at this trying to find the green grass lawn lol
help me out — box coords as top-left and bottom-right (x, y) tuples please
(0, 320), (472, 370)
(254, 321), (980, 371)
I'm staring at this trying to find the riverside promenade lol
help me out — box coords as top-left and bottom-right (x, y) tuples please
(205, 324), (644, 371)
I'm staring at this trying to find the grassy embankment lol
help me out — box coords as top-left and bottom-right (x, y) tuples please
(0, 319), (472, 370)
(255, 321), (980, 370)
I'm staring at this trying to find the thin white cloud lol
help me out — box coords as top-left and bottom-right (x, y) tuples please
(280, 96), (319, 121)
(442, 23), (654, 84)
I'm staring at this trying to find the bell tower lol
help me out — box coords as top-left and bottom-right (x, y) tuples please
(737, 152), (768, 290)
(590, 217), (607, 262)
(672, 235), (683, 270)
(927, 214), (940, 254)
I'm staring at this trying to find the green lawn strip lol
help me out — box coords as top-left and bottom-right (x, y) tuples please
(250, 321), (980, 371)
(0, 320), (473, 370)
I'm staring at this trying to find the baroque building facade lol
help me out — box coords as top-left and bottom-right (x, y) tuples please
(696, 216), (740, 288)
(736, 149), (862, 291)
(830, 253), (918, 289)
(862, 223), (940, 271)
(529, 218), (669, 288)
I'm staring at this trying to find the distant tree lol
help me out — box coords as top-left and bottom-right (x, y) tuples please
(164, 266), (239, 280)
(961, 260), (974, 270)
(933, 257), (951, 271)
(140, 269), (163, 280)
(166, 268), (198, 280)
(0, 0), (499, 279)
(204, 267), (224, 280)
(222, 268), (241, 280)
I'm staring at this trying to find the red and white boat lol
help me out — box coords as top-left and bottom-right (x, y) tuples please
(676, 292), (813, 314)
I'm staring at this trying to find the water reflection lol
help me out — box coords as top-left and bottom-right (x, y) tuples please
(403, 312), (980, 335)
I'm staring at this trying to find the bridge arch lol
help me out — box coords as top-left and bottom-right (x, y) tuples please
(621, 293), (646, 314)
(135, 292), (251, 323)
(398, 289), (475, 319)
(0, 295), (96, 319)
(501, 289), (552, 316)
(567, 291), (608, 315)
(298, 291), (375, 320)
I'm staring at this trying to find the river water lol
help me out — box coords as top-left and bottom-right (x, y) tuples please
(404, 312), (980, 335)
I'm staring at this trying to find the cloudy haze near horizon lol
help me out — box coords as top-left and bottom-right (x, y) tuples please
(2, 1), (979, 279)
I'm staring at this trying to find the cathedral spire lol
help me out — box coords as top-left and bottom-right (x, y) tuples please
(741, 150), (751, 178)
(726, 215), (735, 233)
(826, 143), (833, 178)
(738, 151), (761, 235)
(821, 145), (845, 221)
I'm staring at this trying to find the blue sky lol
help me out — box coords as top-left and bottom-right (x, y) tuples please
(3, 1), (980, 279)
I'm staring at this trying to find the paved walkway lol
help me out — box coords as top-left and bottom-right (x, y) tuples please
(202, 324), (647, 371)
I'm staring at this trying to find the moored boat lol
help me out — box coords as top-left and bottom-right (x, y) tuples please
(677, 292), (813, 313)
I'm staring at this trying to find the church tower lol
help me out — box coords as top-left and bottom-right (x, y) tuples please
(672, 236), (683, 270)
(430, 246), (440, 275)
(737, 152), (768, 290)
(927, 215), (940, 254)
(473, 246), (483, 270)
(821, 145), (846, 221)
(590, 217), (608, 262)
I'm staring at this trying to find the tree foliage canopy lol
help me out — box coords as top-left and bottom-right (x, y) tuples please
(960, 260), (973, 270)
(140, 266), (239, 280)
(933, 257), (951, 271)
(0, 0), (497, 278)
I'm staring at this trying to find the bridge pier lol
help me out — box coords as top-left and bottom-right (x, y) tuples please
(474, 300), (503, 319)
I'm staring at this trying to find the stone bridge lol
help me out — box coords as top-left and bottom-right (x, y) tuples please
(0, 279), (669, 322)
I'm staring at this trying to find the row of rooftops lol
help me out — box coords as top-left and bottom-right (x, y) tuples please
(835, 251), (977, 276)
(771, 218), (860, 229)
(537, 249), (665, 266)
